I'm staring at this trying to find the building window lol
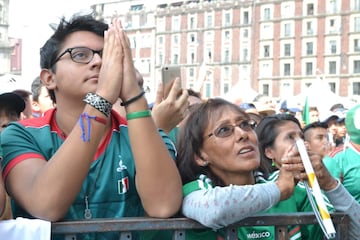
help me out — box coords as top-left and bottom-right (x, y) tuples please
(189, 16), (195, 29)
(243, 29), (249, 38)
(264, 45), (270, 57)
(158, 52), (163, 65)
(205, 82), (211, 98)
(173, 17), (180, 30)
(189, 33), (196, 43)
(284, 43), (291, 56)
(284, 63), (291, 76)
(189, 68), (194, 77)
(329, 82), (336, 93)
(224, 30), (230, 40)
(243, 11), (249, 24)
(262, 84), (269, 95)
(129, 36), (136, 48)
(355, 39), (360, 52)
(330, 40), (337, 54)
(207, 15), (213, 27)
(263, 8), (270, 20)
(158, 36), (163, 45)
(205, 31), (214, 42)
(328, 0), (338, 13)
(355, 17), (360, 32)
(353, 82), (360, 95)
(130, 4), (143, 11)
(206, 48), (213, 62)
(306, 42), (313, 55)
(356, 0), (360, 10)
(306, 21), (313, 35)
(224, 12), (231, 26)
(354, 60), (360, 73)
(223, 82), (229, 95)
(243, 48), (248, 61)
(306, 62), (313, 75)
(261, 63), (271, 77)
(284, 23), (291, 37)
(173, 54), (179, 64)
(224, 66), (230, 78)
(329, 61), (336, 74)
(173, 35), (179, 45)
(329, 19), (336, 33)
(307, 3), (314, 15)
(224, 49), (230, 62)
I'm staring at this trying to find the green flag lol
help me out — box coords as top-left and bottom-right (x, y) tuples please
(302, 96), (310, 125)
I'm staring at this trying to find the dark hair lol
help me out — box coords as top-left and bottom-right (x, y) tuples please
(303, 121), (328, 134)
(255, 114), (302, 175)
(176, 98), (252, 186)
(187, 88), (201, 99)
(12, 89), (31, 102)
(31, 76), (42, 102)
(40, 13), (108, 103)
(309, 106), (318, 112)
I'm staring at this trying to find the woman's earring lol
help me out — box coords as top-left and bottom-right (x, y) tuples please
(271, 159), (275, 167)
(202, 162), (208, 167)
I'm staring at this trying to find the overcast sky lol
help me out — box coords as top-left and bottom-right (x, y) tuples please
(9, 0), (95, 38)
(7, 0), (97, 89)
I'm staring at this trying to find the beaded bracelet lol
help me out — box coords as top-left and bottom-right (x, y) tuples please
(120, 91), (146, 107)
(126, 110), (151, 120)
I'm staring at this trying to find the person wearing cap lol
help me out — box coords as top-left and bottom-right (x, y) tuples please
(334, 116), (347, 147)
(239, 102), (263, 124)
(322, 114), (339, 148)
(0, 92), (26, 132)
(324, 104), (360, 204)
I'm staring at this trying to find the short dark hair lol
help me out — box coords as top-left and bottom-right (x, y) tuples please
(12, 89), (31, 102)
(40, 13), (108, 103)
(303, 121), (328, 134)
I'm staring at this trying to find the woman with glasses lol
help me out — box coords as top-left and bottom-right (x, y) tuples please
(175, 98), (304, 239)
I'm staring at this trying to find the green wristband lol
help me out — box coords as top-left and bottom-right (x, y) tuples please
(126, 110), (151, 120)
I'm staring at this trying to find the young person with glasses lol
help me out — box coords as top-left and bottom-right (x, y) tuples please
(0, 14), (182, 239)
(175, 98), (303, 239)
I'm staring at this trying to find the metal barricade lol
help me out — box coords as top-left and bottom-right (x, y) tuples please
(51, 212), (349, 240)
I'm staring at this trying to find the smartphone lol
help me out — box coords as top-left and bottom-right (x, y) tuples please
(161, 65), (181, 98)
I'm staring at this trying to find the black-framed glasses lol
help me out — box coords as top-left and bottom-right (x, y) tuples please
(207, 119), (257, 138)
(52, 47), (103, 66)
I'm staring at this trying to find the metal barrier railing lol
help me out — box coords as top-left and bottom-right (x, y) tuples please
(51, 212), (349, 240)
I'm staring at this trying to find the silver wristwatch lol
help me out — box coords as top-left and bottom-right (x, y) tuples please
(83, 93), (112, 117)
